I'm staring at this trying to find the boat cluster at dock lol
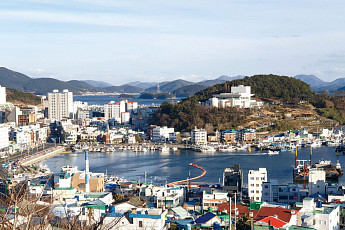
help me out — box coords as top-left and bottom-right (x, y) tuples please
(70, 143), (179, 153)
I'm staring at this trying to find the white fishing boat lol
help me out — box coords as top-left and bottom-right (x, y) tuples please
(200, 145), (216, 153)
(159, 145), (169, 152)
(267, 150), (280, 155)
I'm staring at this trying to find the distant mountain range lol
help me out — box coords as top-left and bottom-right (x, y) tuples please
(0, 67), (143, 95)
(1, 67), (345, 96)
(293, 74), (345, 92)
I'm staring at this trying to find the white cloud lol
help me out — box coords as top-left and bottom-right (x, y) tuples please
(0, 10), (155, 28)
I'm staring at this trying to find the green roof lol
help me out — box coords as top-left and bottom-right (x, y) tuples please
(304, 197), (313, 201)
(55, 186), (74, 190)
(288, 225), (315, 230)
(86, 192), (109, 199)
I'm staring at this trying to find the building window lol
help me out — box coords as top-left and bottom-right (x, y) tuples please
(139, 221), (143, 227)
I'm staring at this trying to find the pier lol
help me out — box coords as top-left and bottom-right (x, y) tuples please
(19, 146), (66, 166)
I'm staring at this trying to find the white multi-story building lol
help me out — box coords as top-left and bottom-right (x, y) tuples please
(207, 85), (262, 108)
(126, 101), (138, 112)
(248, 168), (267, 202)
(145, 186), (185, 208)
(202, 190), (228, 211)
(77, 109), (90, 120)
(104, 101), (126, 122)
(152, 126), (175, 142)
(261, 180), (308, 205)
(0, 126), (9, 151)
(0, 85), (6, 105)
(309, 169), (326, 196)
(191, 128), (207, 144)
(299, 197), (340, 230)
(121, 112), (130, 124)
(48, 89), (74, 120)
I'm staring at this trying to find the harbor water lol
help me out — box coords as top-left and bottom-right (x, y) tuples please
(74, 94), (184, 106)
(43, 146), (345, 186)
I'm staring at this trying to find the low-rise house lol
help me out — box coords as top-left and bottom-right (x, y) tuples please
(202, 190), (228, 211)
(145, 186), (185, 208)
(71, 172), (104, 193)
(167, 206), (195, 220)
(250, 206), (301, 229)
(101, 207), (168, 230)
(298, 197), (340, 230)
(193, 212), (223, 228)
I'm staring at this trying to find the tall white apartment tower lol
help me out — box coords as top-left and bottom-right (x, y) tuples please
(248, 168), (267, 202)
(0, 85), (6, 105)
(48, 89), (74, 120)
(104, 101), (126, 122)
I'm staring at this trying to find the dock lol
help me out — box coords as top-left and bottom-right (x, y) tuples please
(20, 146), (66, 166)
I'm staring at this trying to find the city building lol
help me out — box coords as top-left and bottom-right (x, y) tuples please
(191, 128), (207, 144)
(202, 190), (228, 211)
(261, 180), (308, 204)
(0, 85), (6, 105)
(222, 164), (242, 194)
(48, 89), (74, 120)
(238, 129), (256, 142)
(206, 85), (262, 108)
(102, 208), (168, 230)
(248, 168), (267, 202)
(104, 101), (125, 122)
(299, 197), (340, 230)
(0, 126), (9, 152)
(309, 169), (326, 196)
(71, 172), (105, 193)
(221, 130), (237, 143)
(104, 100), (136, 124)
(152, 126), (175, 142)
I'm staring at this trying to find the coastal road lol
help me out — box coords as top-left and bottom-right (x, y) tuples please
(0, 143), (56, 165)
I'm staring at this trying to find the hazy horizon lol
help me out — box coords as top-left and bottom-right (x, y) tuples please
(1, 1), (345, 84)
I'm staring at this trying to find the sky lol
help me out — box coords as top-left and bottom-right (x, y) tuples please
(0, 0), (345, 85)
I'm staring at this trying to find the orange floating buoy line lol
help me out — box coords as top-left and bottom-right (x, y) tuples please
(167, 163), (206, 186)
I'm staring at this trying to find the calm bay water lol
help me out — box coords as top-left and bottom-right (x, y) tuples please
(74, 95), (184, 106)
(43, 146), (345, 186)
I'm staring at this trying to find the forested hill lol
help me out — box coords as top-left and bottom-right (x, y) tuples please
(151, 75), (321, 132)
(190, 74), (312, 102)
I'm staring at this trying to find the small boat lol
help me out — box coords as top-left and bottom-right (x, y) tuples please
(159, 145), (169, 152)
(200, 146), (216, 153)
(267, 150), (279, 155)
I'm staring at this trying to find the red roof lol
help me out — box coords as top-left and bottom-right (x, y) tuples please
(255, 216), (287, 228)
(216, 203), (249, 217)
(252, 206), (299, 223)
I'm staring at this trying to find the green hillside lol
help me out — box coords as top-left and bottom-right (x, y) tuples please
(191, 74), (312, 102)
(6, 88), (41, 106)
(151, 75), (318, 132)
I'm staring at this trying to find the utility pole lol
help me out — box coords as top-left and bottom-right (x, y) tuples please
(234, 193), (237, 230)
(228, 193), (232, 230)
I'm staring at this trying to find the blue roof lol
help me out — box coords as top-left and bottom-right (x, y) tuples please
(195, 212), (216, 224)
(186, 202), (196, 206)
(146, 202), (156, 209)
(168, 220), (194, 226)
(102, 213), (123, 217)
(310, 193), (327, 200)
(105, 183), (118, 189)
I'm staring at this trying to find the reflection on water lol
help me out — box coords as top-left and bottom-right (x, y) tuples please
(43, 146), (345, 185)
